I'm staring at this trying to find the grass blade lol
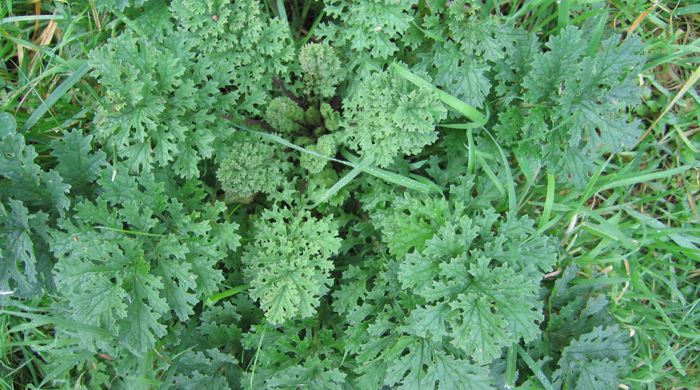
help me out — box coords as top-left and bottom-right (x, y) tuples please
(575, 206), (638, 250)
(587, 9), (607, 56)
(505, 344), (518, 388)
(239, 125), (441, 194)
(1, 15), (64, 25)
(340, 149), (442, 193)
(0, 310), (113, 339)
(206, 285), (248, 306)
(557, 0), (570, 30)
(476, 152), (505, 197)
(539, 173), (555, 229)
(483, 128), (517, 213)
(594, 165), (694, 193)
(21, 61), (90, 132)
(517, 345), (555, 390)
(314, 166), (363, 205)
(392, 63), (486, 124)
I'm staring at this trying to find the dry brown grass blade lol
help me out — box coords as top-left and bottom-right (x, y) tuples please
(28, 16), (58, 74)
(33, 0), (41, 35)
(627, 2), (657, 34)
(89, 0), (102, 31)
(35, 19), (57, 46)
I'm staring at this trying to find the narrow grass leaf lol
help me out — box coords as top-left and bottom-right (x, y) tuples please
(342, 149), (442, 193)
(240, 126), (440, 193)
(315, 166), (362, 205)
(467, 128), (475, 174)
(594, 165), (694, 193)
(676, 4), (700, 16)
(587, 10), (607, 56)
(517, 345), (555, 390)
(505, 344), (518, 388)
(437, 122), (484, 130)
(539, 173), (555, 229)
(206, 285), (248, 306)
(0, 310), (112, 339)
(0, 15), (64, 25)
(392, 62), (486, 124)
(576, 207), (638, 250)
(630, 274), (681, 337)
(476, 152), (505, 197)
(557, 0), (570, 31)
(624, 208), (699, 250)
(573, 277), (630, 287)
(483, 129), (517, 213)
(275, 0), (288, 23)
(582, 222), (637, 250)
(22, 61), (90, 131)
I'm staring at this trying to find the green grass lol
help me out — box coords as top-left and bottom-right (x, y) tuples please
(600, 2), (699, 388)
(1, 0), (698, 388)
(506, 1), (699, 387)
(506, 5), (699, 388)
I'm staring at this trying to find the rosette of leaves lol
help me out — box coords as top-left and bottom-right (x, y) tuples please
(413, 7), (644, 187)
(216, 132), (291, 202)
(91, 0), (295, 178)
(300, 134), (335, 174)
(171, 0), (294, 116)
(494, 25), (645, 186)
(50, 165), (240, 356)
(264, 96), (305, 134)
(333, 178), (558, 388)
(90, 31), (222, 178)
(412, 2), (519, 109)
(299, 42), (345, 99)
(340, 68), (447, 167)
(319, 0), (417, 71)
(319, 1), (645, 186)
(242, 193), (341, 325)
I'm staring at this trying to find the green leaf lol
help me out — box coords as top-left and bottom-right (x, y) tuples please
(243, 204), (341, 324)
(319, 0), (416, 59)
(0, 112), (16, 136)
(120, 258), (169, 355)
(0, 200), (47, 298)
(553, 326), (629, 389)
(205, 285), (248, 306)
(421, 41), (491, 109)
(0, 129), (70, 215)
(51, 166), (237, 355)
(166, 348), (239, 390)
(380, 337), (491, 390)
(447, 259), (542, 364)
(341, 67), (447, 167)
(50, 129), (107, 194)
